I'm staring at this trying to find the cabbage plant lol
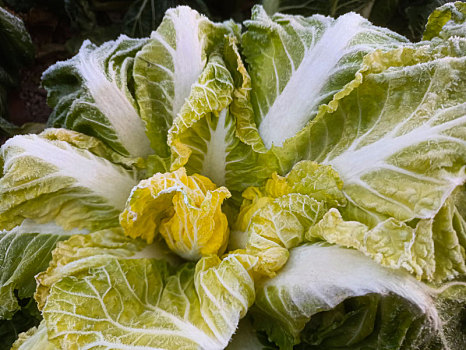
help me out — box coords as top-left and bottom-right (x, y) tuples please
(1, 2), (466, 350)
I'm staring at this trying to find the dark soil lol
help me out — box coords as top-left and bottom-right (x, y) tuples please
(4, 6), (73, 132)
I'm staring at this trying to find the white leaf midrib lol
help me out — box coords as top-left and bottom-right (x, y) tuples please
(201, 109), (229, 186)
(258, 13), (367, 148)
(327, 114), (466, 184)
(169, 8), (207, 119)
(4, 135), (137, 211)
(77, 41), (153, 158)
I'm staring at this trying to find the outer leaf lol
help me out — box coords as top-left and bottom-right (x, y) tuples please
(0, 129), (138, 231)
(0, 6), (34, 135)
(262, 0), (454, 42)
(298, 43), (466, 225)
(42, 253), (257, 350)
(252, 243), (449, 349)
(120, 167), (231, 261)
(42, 36), (153, 158)
(133, 6), (237, 158)
(11, 321), (56, 350)
(293, 293), (447, 350)
(0, 220), (84, 319)
(242, 5), (406, 153)
(0, 7), (34, 71)
(306, 199), (466, 282)
(34, 226), (180, 310)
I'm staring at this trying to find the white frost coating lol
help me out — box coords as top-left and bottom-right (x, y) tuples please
(326, 114), (466, 213)
(260, 244), (440, 327)
(3, 135), (137, 211)
(7, 219), (89, 236)
(77, 40), (153, 158)
(169, 7), (206, 117)
(258, 13), (366, 148)
(201, 109), (229, 186)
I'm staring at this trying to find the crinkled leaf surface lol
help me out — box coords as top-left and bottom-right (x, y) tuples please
(43, 253), (257, 350)
(42, 36), (153, 158)
(168, 36), (279, 204)
(0, 220), (85, 319)
(230, 161), (342, 275)
(120, 167), (231, 261)
(423, 1), (466, 40)
(307, 198), (466, 283)
(296, 42), (466, 225)
(133, 6), (236, 158)
(242, 5), (407, 153)
(0, 129), (138, 231)
(34, 226), (181, 310)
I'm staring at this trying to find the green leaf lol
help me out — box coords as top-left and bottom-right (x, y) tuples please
(42, 36), (153, 158)
(262, 0), (376, 18)
(241, 5), (406, 159)
(168, 36), (279, 207)
(294, 293), (444, 350)
(252, 243), (452, 349)
(297, 42), (466, 226)
(42, 253), (257, 349)
(0, 6), (34, 71)
(133, 6), (237, 158)
(0, 6), (34, 134)
(0, 129), (138, 231)
(0, 220), (81, 319)
(0, 299), (41, 350)
(226, 316), (275, 350)
(34, 226), (181, 310)
(123, 0), (210, 38)
(306, 197), (466, 282)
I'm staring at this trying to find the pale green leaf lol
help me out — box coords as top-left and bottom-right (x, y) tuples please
(253, 243), (449, 349)
(134, 6), (237, 158)
(0, 220), (83, 319)
(43, 36), (153, 158)
(43, 253), (257, 350)
(297, 44), (466, 225)
(168, 36), (279, 206)
(0, 129), (138, 231)
(242, 5), (406, 154)
(306, 199), (466, 282)
(11, 321), (56, 350)
(34, 226), (180, 310)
